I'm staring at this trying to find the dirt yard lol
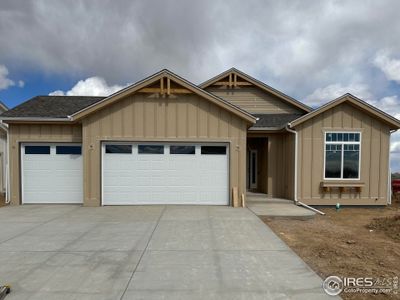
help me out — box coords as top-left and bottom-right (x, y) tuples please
(262, 199), (400, 299)
(0, 193), (5, 207)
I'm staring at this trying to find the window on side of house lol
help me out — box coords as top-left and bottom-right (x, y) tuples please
(324, 132), (361, 179)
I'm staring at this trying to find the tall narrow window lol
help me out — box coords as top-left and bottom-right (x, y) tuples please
(324, 132), (361, 179)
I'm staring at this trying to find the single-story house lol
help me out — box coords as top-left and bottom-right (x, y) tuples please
(1, 68), (399, 206)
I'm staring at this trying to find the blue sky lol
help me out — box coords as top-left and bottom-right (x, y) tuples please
(0, 69), (74, 107)
(1, 0), (400, 171)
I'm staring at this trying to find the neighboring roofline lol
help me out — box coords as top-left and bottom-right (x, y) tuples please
(70, 69), (256, 123)
(199, 67), (312, 113)
(0, 100), (8, 112)
(289, 93), (400, 129)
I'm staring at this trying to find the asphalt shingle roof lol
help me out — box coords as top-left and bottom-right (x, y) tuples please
(0, 96), (105, 118)
(251, 113), (304, 129)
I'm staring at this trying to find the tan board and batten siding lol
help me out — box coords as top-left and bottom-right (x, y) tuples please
(294, 102), (390, 205)
(82, 93), (248, 206)
(8, 124), (82, 205)
(205, 86), (304, 114)
(269, 133), (295, 200)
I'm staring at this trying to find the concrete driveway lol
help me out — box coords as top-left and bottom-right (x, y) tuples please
(0, 205), (331, 299)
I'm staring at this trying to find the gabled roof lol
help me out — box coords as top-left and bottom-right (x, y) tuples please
(200, 68), (312, 113)
(1, 96), (105, 120)
(70, 69), (256, 123)
(289, 93), (400, 129)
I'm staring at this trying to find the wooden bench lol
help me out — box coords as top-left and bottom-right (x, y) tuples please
(320, 181), (365, 195)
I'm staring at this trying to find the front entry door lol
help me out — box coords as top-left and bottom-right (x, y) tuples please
(249, 150), (257, 189)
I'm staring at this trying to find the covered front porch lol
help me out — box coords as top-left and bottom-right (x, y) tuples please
(246, 132), (296, 200)
(245, 133), (317, 218)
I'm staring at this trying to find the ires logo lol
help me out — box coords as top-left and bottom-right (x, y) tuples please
(323, 276), (343, 296)
(343, 277), (374, 287)
(323, 276), (398, 296)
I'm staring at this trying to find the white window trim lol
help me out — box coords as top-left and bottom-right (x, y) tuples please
(323, 131), (362, 180)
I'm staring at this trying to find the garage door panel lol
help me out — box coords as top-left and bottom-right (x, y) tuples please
(103, 143), (228, 205)
(22, 144), (83, 204)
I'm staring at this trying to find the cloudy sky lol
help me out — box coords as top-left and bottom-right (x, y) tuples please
(1, 0), (400, 170)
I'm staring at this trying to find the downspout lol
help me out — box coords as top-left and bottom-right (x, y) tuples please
(286, 123), (325, 215)
(388, 129), (398, 205)
(285, 124), (298, 203)
(5, 125), (10, 204)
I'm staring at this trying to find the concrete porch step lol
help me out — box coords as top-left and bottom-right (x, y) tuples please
(246, 193), (316, 220)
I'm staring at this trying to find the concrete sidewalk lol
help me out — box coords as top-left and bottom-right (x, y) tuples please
(0, 205), (331, 299)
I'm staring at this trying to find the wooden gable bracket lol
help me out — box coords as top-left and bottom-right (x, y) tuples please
(227, 73), (236, 88)
(211, 73), (253, 88)
(137, 76), (192, 96)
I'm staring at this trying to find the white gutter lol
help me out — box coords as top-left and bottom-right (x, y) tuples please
(248, 126), (286, 131)
(286, 123), (325, 215)
(0, 117), (71, 122)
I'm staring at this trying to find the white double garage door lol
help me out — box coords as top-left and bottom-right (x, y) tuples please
(21, 142), (229, 205)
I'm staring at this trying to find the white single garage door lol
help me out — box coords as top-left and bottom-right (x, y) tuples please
(102, 143), (229, 205)
(21, 144), (83, 204)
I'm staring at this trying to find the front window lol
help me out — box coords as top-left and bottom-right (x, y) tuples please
(324, 132), (361, 179)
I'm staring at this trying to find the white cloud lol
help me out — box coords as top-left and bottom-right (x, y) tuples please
(0, 64), (15, 90)
(391, 132), (400, 172)
(370, 95), (400, 119)
(391, 140), (400, 152)
(373, 50), (400, 83)
(0, 64), (24, 90)
(1, 0), (400, 93)
(49, 77), (128, 96)
(48, 90), (64, 96)
(304, 83), (372, 107)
